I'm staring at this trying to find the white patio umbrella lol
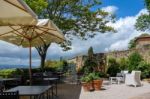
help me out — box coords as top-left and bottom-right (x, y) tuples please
(0, 19), (65, 85)
(0, 0), (37, 25)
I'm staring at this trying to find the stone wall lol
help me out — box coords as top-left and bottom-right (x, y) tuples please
(67, 55), (87, 70)
(67, 47), (150, 72)
(94, 53), (107, 72)
(67, 53), (107, 72)
(106, 47), (150, 63)
(76, 55), (87, 70)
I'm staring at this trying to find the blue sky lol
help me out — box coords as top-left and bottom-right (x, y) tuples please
(0, 0), (148, 66)
(102, 0), (144, 18)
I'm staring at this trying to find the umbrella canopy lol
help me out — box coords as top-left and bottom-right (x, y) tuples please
(0, 0), (37, 25)
(0, 19), (65, 85)
(0, 19), (65, 47)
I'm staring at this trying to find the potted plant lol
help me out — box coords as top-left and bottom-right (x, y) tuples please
(81, 47), (104, 91)
(80, 75), (93, 92)
(89, 72), (103, 91)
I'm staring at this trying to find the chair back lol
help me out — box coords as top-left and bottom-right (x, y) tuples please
(131, 71), (141, 80)
(0, 91), (19, 99)
(0, 81), (4, 92)
(43, 71), (52, 77)
(121, 70), (128, 74)
(121, 70), (129, 78)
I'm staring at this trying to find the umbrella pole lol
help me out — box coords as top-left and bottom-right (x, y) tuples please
(29, 42), (32, 85)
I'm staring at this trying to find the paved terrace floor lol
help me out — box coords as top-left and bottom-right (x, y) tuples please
(58, 81), (150, 99)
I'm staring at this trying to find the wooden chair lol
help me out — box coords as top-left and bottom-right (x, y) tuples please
(0, 81), (5, 92)
(0, 91), (19, 99)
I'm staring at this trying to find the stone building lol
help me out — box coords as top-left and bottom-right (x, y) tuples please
(135, 36), (150, 49)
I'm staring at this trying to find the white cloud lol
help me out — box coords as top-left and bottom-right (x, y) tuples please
(0, 8), (149, 66)
(102, 6), (118, 15)
(136, 9), (148, 17)
(105, 8), (149, 51)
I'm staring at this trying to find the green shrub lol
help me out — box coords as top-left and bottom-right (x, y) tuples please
(45, 60), (68, 72)
(0, 69), (23, 78)
(80, 72), (101, 82)
(80, 75), (92, 82)
(128, 52), (143, 72)
(137, 61), (150, 79)
(118, 58), (129, 70)
(107, 58), (120, 77)
(97, 72), (107, 78)
(88, 72), (100, 80)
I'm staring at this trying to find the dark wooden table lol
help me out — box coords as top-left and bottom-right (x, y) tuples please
(6, 86), (52, 99)
(44, 78), (58, 97)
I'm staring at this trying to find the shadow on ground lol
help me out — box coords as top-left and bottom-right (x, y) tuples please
(129, 92), (150, 99)
(58, 84), (81, 99)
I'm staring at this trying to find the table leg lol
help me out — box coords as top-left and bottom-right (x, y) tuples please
(110, 78), (112, 84)
(46, 90), (51, 99)
(46, 90), (48, 99)
(49, 87), (53, 99)
(117, 80), (120, 84)
(30, 95), (32, 99)
(55, 80), (57, 97)
(52, 86), (54, 99)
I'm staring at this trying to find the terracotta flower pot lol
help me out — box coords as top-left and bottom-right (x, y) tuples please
(93, 79), (103, 90)
(82, 82), (93, 92)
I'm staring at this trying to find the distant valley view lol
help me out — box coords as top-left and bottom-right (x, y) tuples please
(0, 64), (38, 69)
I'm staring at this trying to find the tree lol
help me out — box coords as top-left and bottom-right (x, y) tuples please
(25, 0), (115, 69)
(128, 39), (136, 49)
(88, 46), (94, 59)
(62, 60), (68, 72)
(135, 0), (150, 31)
(83, 47), (97, 74)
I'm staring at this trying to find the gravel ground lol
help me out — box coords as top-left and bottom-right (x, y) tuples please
(58, 84), (81, 99)
(79, 81), (150, 99)
(19, 81), (150, 99)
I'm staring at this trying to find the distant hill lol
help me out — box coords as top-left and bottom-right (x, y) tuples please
(0, 64), (38, 69)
